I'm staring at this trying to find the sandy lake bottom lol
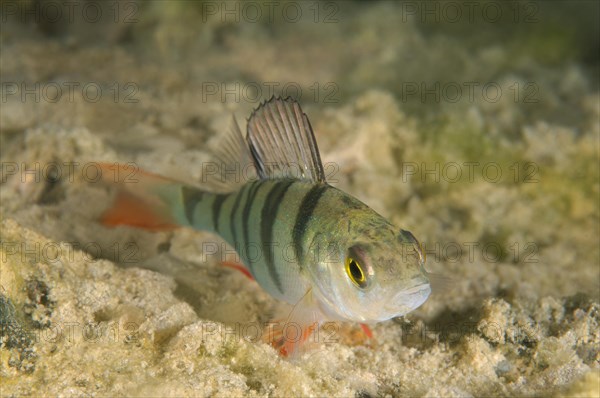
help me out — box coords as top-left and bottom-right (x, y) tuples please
(1, 1), (599, 396)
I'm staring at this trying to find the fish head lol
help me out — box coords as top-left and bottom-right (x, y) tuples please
(310, 223), (431, 323)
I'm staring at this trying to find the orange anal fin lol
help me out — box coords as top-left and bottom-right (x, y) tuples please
(220, 261), (254, 280)
(101, 190), (179, 232)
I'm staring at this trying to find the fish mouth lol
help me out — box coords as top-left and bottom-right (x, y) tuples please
(401, 282), (431, 298)
(388, 283), (431, 317)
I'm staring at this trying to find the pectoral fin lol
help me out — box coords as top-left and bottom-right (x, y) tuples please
(263, 288), (323, 358)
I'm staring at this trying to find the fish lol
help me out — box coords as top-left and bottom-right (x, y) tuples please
(98, 97), (431, 357)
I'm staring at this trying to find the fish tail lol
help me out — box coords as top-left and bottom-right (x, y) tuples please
(96, 162), (187, 231)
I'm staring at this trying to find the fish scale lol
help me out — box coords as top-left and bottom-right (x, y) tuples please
(174, 179), (327, 304)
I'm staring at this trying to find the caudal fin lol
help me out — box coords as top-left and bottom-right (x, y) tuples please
(100, 189), (179, 231)
(96, 162), (182, 232)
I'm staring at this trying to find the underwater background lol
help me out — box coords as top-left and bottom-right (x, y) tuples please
(1, 1), (599, 396)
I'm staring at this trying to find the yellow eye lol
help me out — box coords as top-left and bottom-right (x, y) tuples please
(345, 257), (367, 288)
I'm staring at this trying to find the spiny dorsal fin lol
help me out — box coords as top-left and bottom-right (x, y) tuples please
(205, 115), (256, 193)
(246, 97), (326, 182)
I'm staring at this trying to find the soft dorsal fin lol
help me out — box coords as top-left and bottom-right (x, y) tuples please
(246, 97), (326, 182)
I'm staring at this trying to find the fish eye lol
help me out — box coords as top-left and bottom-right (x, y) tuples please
(345, 256), (367, 288)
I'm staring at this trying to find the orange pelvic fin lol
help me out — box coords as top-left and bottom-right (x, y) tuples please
(264, 318), (318, 358)
(360, 323), (374, 339)
(263, 288), (322, 358)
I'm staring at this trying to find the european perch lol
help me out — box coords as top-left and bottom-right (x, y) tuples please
(98, 97), (431, 357)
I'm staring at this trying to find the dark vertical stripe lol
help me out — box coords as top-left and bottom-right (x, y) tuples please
(241, 180), (264, 273)
(229, 183), (248, 250)
(181, 186), (204, 224)
(212, 194), (228, 233)
(292, 184), (329, 267)
(260, 180), (295, 294)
